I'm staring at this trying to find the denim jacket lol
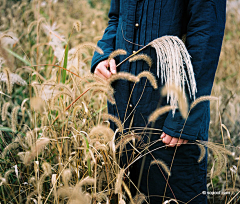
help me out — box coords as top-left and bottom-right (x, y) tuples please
(91, 0), (226, 141)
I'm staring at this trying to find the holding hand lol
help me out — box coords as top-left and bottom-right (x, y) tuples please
(94, 59), (117, 79)
(161, 132), (188, 147)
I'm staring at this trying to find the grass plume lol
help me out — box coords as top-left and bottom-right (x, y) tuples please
(129, 54), (152, 68)
(137, 71), (158, 89)
(150, 159), (171, 176)
(148, 106), (177, 123)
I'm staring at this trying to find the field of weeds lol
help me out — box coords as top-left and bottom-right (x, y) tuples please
(0, 0), (239, 203)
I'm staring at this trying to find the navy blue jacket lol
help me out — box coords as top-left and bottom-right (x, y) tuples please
(91, 0), (226, 142)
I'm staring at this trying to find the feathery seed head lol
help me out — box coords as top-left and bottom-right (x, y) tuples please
(108, 49), (127, 62)
(137, 71), (158, 89)
(129, 54), (152, 68)
(149, 106), (177, 123)
(150, 159), (171, 176)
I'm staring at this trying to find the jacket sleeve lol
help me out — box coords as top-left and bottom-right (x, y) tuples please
(90, 0), (119, 73)
(162, 0), (226, 141)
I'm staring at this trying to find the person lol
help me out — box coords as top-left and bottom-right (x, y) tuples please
(91, 0), (226, 203)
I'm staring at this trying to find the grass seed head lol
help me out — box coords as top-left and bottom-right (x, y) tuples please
(108, 49), (127, 62)
(137, 71), (158, 89)
(108, 72), (139, 84)
(150, 159), (171, 176)
(149, 106), (177, 123)
(129, 54), (152, 68)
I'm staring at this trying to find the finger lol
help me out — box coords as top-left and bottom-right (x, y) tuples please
(109, 59), (117, 74)
(94, 69), (108, 80)
(183, 140), (188, 144)
(97, 65), (111, 79)
(98, 60), (108, 67)
(176, 138), (184, 146)
(169, 137), (178, 147)
(161, 132), (166, 139)
(162, 134), (172, 144)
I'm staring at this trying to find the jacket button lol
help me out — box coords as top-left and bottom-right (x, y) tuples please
(133, 51), (136, 54)
(135, 23), (139, 27)
(129, 104), (133, 108)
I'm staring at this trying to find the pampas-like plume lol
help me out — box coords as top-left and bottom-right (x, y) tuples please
(11, 105), (20, 133)
(102, 113), (123, 133)
(190, 96), (218, 110)
(149, 36), (196, 112)
(107, 72), (139, 84)
(108, 49), (127, 62)
(24, 137), (50, 165)
(129, 54), (152, 68)
(1, 102), (10, 121)
(150, 159), (171, 176)
(137, 71), (158, 89)
(161, 84), (188, 118)
(148, 106), (177, 123)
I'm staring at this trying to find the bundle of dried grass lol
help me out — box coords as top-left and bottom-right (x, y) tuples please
(150, 36), (197, 115)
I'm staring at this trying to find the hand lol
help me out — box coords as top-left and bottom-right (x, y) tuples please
(161, 132), (188, 147)
(94, 59), (117, 79)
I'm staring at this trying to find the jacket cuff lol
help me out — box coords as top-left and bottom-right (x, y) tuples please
(91, 48), (114, 73)
(162, 125), (198, 141)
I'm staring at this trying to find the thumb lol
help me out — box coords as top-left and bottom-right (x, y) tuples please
(109, 59), (117, 74)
